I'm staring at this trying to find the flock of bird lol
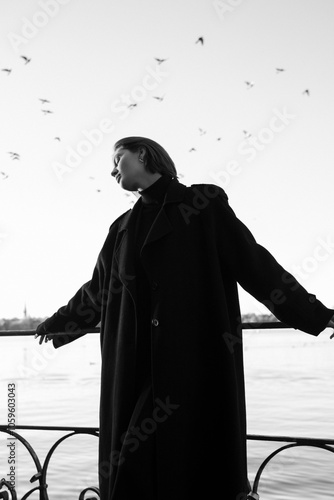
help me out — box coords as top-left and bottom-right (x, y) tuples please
(1, 52), (61, 182)
(1, 35), (311, 192)
(124, 38), (311, 155)
(186, 65), (310, 153)
(1, 55), (31, 75)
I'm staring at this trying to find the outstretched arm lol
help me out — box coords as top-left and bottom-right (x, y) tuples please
(35, 264), (104, 348)
(212, 187), (334, 336)
(34, 222), (119, 348)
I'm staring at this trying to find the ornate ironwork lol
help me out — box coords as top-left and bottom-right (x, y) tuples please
(0, 425), (99, 500)
(246, 435), (334, 499)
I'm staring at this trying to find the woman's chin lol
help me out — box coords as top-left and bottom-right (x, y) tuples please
(120, 180), (136, 192)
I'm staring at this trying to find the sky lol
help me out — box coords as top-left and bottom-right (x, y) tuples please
(1, 0), (334, 318)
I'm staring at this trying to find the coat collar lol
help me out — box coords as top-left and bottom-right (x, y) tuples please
(118, 178), (187, 233)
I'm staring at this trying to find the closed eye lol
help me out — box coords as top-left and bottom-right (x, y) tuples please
(113, 153), (122, 166)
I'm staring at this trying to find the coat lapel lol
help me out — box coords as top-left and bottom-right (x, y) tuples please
(142, 179), (187, 249)
(113, 201), (141, 302)
(142, 208), (172, 248)
(113, 179), (187, 294)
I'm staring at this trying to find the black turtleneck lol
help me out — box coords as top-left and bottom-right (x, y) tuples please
(139, 173), (173, 206)
(134, 174), (173, 394)
(135, 174), (173, 249)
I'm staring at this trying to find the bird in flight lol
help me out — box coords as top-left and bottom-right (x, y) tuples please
(41, 109), (53, 115)
(189, 147), (197, 152)
(196, 37), (204, 45)
(2, 68), (12, 75)
(276, 68), (285, 73)
(20, 55), (31, 64)
(243, 130), (252, 139)
(302, 89), (310, 96)
(245, 81), (255, 89)
(8, 152), (20, 160)
(198, 128), (206, 136)
(155, 58), (168, 65)
(128, 103), (137, 109)
(153, 95), (165, 102)
(0, 171), (9, 180)
(54, 137), (61, 141)
(39, 98), (50, 104)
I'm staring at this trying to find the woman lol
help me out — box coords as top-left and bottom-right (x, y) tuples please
(36, 136), (334, 500)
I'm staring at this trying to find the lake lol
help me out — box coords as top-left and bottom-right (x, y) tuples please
(1, 328), (334, 499)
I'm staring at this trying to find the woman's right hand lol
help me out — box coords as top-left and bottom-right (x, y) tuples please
(34, 321), (55, 345)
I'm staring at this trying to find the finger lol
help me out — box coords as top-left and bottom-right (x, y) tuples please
(330, 332), (334, 339)
(39, 334), (45, 345)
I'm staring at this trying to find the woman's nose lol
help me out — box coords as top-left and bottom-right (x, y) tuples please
(111, 166), (118, 177)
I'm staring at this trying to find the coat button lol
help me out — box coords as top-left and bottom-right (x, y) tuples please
(308, 294), (316, 304)
(152, 280), (158, 290)
(151, 318), (159, 327)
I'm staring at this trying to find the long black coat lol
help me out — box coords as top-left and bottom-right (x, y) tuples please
(42, 179), (333, 499)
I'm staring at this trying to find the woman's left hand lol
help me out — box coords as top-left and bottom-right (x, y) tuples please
(327, 314), (334, 338)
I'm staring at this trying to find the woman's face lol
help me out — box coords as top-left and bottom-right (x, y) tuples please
(111, 147), (145, 191)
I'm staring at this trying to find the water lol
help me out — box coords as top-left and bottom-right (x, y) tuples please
(1, 329), (334, 499)
(244, 328), (334, 499)
(0, 334), (101, 499)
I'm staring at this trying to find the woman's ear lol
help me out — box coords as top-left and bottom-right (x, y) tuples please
(138, 147), (147, 162)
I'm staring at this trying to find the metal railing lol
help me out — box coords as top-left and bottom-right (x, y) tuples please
(1, 323), (333, 500)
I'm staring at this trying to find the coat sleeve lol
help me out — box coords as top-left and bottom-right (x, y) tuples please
(211, 187), (334, 336)
(38, 222), (119, 348)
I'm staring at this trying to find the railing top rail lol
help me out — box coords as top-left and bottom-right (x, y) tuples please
(248, 434), (334, 445)
(0, 322), (292, 336)
(1, 425), (333, 446)
(0, 327), (100, 336)
(241, 321), (291, 330)
(0, 424), (99, 432)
